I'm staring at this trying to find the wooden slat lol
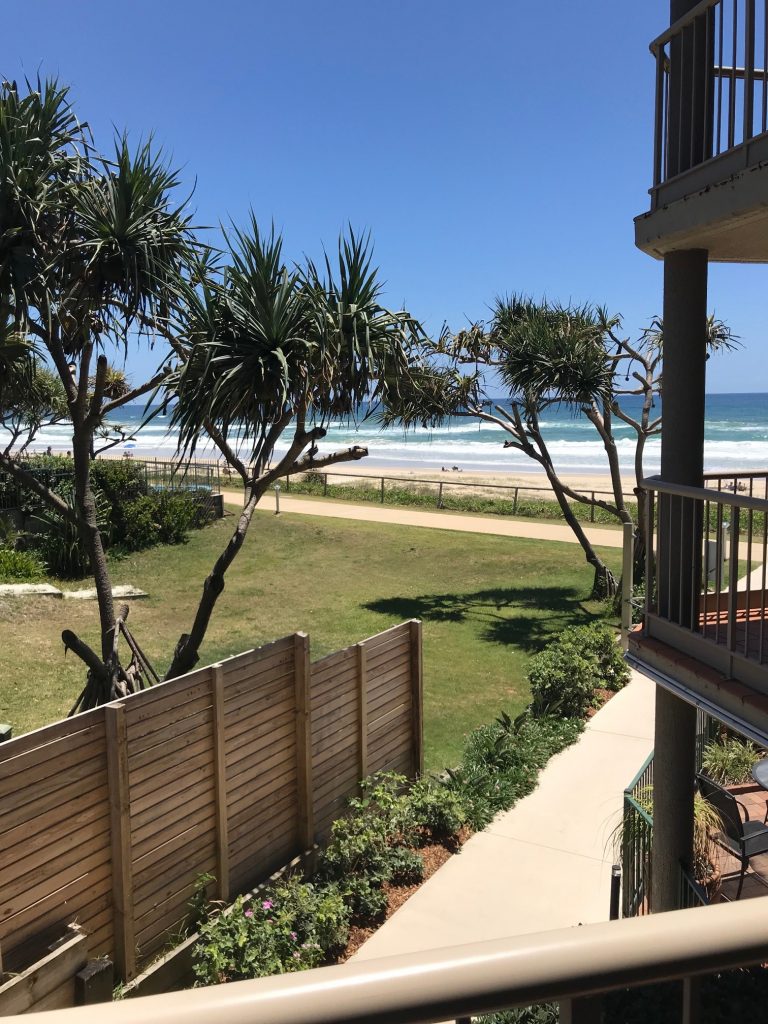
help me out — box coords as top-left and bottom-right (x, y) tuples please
(121, 665), (212, 715)
(130, 762), (214, 830)
(358, 642), (369, 780)
(0, 729), (106, 799)
(227, 734), (297, 792)
(363, 624), (410, 654)
(311, 682), (358, 724)
(227, 780), (298, 845)
(311, 700), (360, 741)
(132, 796), (216, 861)
(2, 765), (107, 835)
(133, 828), (216, 917)
(221, 647), (294, 690)
(1, 853), (112, 942)
(128, 717), (213, 778)
(0, 784), (108, 857)
(127, 698), (213, 757)
(223, 672), (294, 721)
(219, 635), (294, 676)
(0, 706), (104, 765)
(365, 641), (411, 677)
(225, 712), (295, 769)
(310, 663), (358, 701)
(130, 732), (213, 790)
(224, 685), (294, 744)
(2, 827), (111, 922)
(313, 730), (358, 776)
(409, 619), (423, 776)
(227, 769), (297, 825)
(130, 747), (213, 808)
(106, 703), (136, 982)
(212, 664), (230, 901)
(1, 809), (109, 889)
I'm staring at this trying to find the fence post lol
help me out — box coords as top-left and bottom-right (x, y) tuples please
(380, 477), (385, 504)
(211, 665), (230, 902)
(357, 642), (369, 784)
(512, 487), (519, 515)
(590, 492), (595, 522)
(323, 475), (328, 497)
(409, 620), (424, 777)
(105, 703), (136, 982)
(437, 482), (443, 509)
(294, 633), (315, 852)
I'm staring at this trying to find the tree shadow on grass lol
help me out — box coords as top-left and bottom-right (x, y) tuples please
(363, 586), (602, 653)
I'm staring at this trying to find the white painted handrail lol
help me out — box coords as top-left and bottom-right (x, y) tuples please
(12, 900), (768, 1024)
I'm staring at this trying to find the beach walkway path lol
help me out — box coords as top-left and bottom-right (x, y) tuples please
(351, 670), (656, 961)
(220, 490), (624, 548)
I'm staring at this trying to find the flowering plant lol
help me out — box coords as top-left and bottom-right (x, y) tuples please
(193, 878), (349, 984)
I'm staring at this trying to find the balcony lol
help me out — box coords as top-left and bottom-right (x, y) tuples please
(627, 471), (768, 742)
(635, 0), (768, 261)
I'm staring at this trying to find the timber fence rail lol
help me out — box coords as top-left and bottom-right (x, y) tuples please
(0, 621), (422, 983)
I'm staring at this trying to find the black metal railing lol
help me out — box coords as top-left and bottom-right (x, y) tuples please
(651, 0), (768, 187)
(643, 475), (768, 667)
(622, 711), (716, 918)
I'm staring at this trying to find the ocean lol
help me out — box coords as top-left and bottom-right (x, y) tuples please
(10, 393), (768, 477)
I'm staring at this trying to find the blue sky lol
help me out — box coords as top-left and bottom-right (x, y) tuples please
(3, 0), (765, 392)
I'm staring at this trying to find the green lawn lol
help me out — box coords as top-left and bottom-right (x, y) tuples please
(0, 511), (619, 770)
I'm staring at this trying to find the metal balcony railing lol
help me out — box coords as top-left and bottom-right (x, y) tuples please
(651, 0), (768, 189)
(642, 474), (768, 675)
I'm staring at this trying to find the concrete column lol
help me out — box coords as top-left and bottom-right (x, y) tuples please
(652, 249), (708, 914)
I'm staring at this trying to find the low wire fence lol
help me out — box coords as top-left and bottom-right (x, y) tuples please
(282, 470), (638, 526)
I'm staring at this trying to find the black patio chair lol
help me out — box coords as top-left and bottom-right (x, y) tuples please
(696, 772), (768, 899)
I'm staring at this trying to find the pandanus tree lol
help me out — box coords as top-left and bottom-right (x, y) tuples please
(386, 297), (738, 599)
(161, 220), (423, 680)
(386, 297), (622, 599)
(0, 78), (195, 701)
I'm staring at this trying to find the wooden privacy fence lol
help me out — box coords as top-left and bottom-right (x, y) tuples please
(0, 621), (422, 983)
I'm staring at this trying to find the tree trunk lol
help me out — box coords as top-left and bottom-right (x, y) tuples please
(71, 419), (115, 661)
(543, 463), (618, 600)
(165, 488), (261, 680)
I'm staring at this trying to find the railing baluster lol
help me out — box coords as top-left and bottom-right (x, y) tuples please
(746, 507), (754, 656)
(727, 507), (740, 652)
(745, 0), (756, 140)
(654, 46), (666, 186)
(730, 0), (738, 147)
(761, 507), (767, 663)
(718, 0), (725, 153)
(715, 502), (724, 645)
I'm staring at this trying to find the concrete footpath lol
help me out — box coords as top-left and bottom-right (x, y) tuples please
(352, 671), (656, 961)
(221, 490), (624, 549)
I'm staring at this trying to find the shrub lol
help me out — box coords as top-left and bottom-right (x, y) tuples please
(387, 847), (424, 886)
(702, 735), (765, 786)
(528, 623), (628, 718)
(154, 492), (196, 544)
(0, 547), (46, 582)
(120, 492), (196, 551)
(193, 879), (349, 984)
(318, 811), (392, 883)
(407, 778), (467, 842)
(446, 711), (583, 830)
(338, 877), (389, 922)
(91, 459), (148, 506)
(31, 480), (111, 578)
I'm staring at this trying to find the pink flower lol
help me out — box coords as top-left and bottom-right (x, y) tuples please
(244, 909), (253, 918)
(262, 899), (273, 910)
(290, 932), (298, 941)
